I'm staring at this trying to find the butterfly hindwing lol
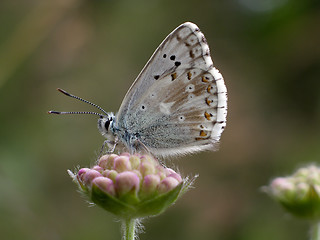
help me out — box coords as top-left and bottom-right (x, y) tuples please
(115, 22), (227, 157)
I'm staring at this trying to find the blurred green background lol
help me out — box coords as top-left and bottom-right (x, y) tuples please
(0, 0), (319, 239)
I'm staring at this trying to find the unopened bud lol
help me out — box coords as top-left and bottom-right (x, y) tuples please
(70, 153), (192, 218)
(265, 165), (320, 219)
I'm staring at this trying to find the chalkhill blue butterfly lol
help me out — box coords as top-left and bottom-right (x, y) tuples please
(49, 22), (227, 157)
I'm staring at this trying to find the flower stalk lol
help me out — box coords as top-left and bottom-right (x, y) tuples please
(122, 218), (136, 240)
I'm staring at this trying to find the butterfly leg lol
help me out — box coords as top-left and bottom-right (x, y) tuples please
(130, 137), (152, 156)
(98, 140), (117, 158)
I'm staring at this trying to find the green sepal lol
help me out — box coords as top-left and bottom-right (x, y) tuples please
(91, 185), (137, 217)
(90, 182), (183, 218)
(280, 185), (320, 219)
(134, 182), (183, 218)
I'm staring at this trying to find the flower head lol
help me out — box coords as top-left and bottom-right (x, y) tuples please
(69, 153), (192, 218)
(265, 165), (320, 219)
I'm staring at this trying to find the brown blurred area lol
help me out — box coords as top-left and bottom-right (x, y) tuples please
(0, 0), (319, 239)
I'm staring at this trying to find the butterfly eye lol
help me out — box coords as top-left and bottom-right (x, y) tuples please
(140, 105), (147, 111)
(104, 119), (110, 130)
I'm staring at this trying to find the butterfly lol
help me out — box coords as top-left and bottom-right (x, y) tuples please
(49, 22), (227, 158)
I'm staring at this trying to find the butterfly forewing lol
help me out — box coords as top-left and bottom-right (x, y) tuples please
(115, 22), (227, 157)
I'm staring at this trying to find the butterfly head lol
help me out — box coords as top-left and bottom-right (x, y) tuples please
(98, 113), (115, 138)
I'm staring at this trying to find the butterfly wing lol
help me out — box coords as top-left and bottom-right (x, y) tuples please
(115, 22), (227, 157)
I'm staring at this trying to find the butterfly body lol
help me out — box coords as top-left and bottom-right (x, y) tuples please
(97, 22), (227, 157)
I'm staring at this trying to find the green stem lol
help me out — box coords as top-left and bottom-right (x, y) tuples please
(122, 218), (136, 240)
(310, 221), (320, 240)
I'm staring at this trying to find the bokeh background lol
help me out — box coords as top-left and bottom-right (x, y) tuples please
(1, 0), (319, 239)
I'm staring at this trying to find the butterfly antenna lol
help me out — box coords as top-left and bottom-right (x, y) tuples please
(48, 111), (103, 117)
(52, 88), (109, 115)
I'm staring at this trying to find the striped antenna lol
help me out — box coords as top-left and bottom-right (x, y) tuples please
(48, 111), (103, 117)
(48, 88), (108, 117)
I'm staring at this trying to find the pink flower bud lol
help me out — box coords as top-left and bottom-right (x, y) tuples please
(92, 177), (115, 196)
(296, 182), (309, 198)
(158, 177), (180, 194)
(129, 155), (141, 169)
(102, 169), (118, 182)
(165, 168), (175, 175)
(115, 171), (140, 196)
(141, 174), (160, 195)
(132, 170), (142, 181)
(92, 165), (103, 172)
(165, 168), (182, 182)
(270, 177), (295, 198)
(120, 152), (130, 157)
(99, 154), (118, 169)
(83, 170), (102, 186)
(156, 166), (167, 180)
(140, 161), (155, 176)
(114, 156), (132, 172)
(102, 169), (110, 177)
(77, 168), (90, 182)
(141, 155), (155, 163)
